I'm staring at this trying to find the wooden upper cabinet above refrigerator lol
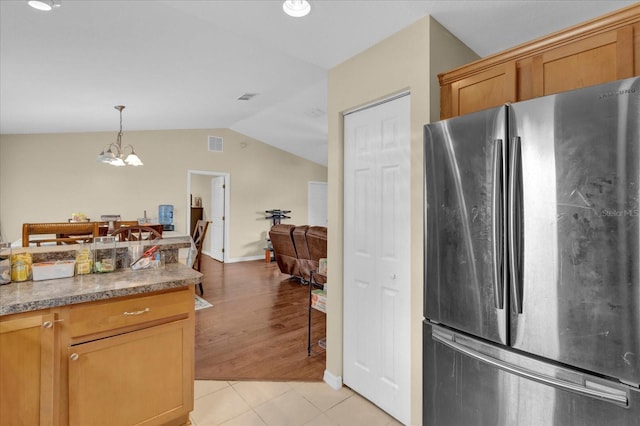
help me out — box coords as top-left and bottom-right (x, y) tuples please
(448, 62), (516, 118)
(439, 3), (640, 119)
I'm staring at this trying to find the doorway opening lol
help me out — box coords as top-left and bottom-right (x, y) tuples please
(187, 170), (230, 263)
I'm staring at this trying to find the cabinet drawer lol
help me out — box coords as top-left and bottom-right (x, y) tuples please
(69, 288), (193, 338)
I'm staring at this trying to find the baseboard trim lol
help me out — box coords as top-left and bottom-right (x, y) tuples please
(226, 255), (263, 263)
(323, 370), (343, 390)
(201, 251), (263, 263)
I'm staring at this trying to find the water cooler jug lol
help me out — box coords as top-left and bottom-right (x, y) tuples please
(158, 204), (174, 231)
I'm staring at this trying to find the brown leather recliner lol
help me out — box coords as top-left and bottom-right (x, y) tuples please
(269, 224), (299, 277)
(305, 226), (327, 284)
(270, 224), (327, 283)
(293, 225), (313, 282)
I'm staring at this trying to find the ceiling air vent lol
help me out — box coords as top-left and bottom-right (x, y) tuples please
(208, 136), (223, 152)
(237, 93), (258, 101)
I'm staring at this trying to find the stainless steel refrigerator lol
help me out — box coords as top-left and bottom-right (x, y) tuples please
(423, 77), (640, 426)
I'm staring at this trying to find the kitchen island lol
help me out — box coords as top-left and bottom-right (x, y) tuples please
(0, 240), (202, 426)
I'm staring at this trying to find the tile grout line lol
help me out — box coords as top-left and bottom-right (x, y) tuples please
(192, 380), (398, 426)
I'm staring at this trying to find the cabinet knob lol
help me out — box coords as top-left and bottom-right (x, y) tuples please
(42, 319), (64, 329)
(390, 273), (397, 280)
(70, 353), (79, 361)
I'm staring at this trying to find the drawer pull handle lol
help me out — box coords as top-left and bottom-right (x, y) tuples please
(123, 308), (150, 316)
(70, 353), (79, 361)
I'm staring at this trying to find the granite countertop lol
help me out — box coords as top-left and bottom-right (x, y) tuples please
(0, 263), (203, 316)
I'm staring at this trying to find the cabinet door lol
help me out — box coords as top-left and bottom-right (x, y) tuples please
(527, 25), (635, 98)
(450, 62), (516, 117)
(0, 312), (58, 426)
(68, 319), (193, 426)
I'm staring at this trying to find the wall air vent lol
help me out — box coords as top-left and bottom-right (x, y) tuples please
(208, 136), (223, 152)
(237, 93), (259, 101)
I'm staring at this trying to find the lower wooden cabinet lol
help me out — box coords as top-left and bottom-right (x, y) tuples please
(68, 319), (192, 426)
(0, 311), (59, 426)
(0, 286), (194, 426)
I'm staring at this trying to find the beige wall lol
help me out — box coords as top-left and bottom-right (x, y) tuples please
(0, 128), (327, 260)
(326, 16), (478, 425)
(429, 18), (480, 122)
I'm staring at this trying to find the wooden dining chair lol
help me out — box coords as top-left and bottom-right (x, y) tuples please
(192, 220), (210, 295)
(22, 222), (100, 247)
(110, 225), (163, 242)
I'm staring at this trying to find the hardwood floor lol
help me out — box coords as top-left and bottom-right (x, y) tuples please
(194, 255), (327, 381)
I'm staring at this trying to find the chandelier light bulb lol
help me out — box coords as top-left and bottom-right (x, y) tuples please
(27, 0), (59, 11)
(282, 0), (310, 18)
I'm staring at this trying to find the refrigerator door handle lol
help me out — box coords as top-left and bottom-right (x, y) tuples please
(492, 138), (504, 309)
(508, 136), (523, 313)
(432, 328), (629, 406)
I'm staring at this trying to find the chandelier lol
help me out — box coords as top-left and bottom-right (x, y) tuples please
(96, 105), (143, 167)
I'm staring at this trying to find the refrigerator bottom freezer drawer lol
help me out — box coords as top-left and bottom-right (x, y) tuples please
(423, 322), (640, 426)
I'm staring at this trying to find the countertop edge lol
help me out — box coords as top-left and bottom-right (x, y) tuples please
(0, 264), (203, 316)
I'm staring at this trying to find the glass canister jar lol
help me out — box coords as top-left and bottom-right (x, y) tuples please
(76, 242), (93, 275)
(0, 242), (11, 284)
(11, 252), (32, 282)
(93, 236), (116, 273)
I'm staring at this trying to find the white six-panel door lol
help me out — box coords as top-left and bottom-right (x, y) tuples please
(343, 94), (411, 424)
(210, 175), (226, 262)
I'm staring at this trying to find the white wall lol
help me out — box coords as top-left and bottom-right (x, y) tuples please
(0, 128), (327, 260)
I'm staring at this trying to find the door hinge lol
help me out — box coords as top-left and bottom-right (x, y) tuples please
(221, 248), (224, 253)
(222, 184), (226, 189)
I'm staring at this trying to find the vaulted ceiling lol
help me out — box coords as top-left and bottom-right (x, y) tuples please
(0, 0), (635, 165)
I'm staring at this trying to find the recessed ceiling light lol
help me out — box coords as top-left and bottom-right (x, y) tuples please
(27, 0), (60, 11)
(282, 0), (310, 18)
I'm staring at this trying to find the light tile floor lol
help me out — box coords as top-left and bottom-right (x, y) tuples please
(191, 380), (403, 426)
